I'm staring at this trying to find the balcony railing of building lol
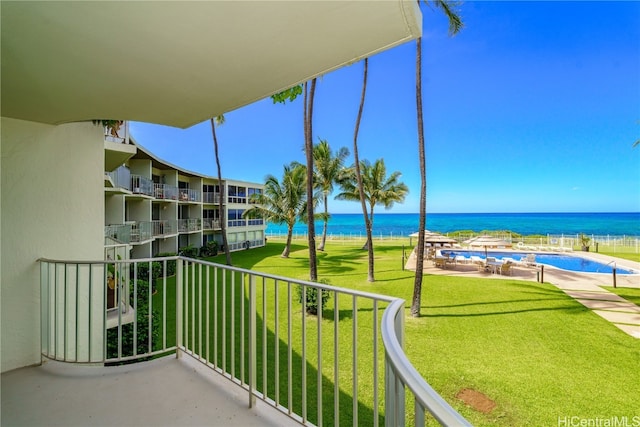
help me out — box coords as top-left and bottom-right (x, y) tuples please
(202, 218), (221, 230)
(203, 192), (222, 204)
(178, 218), (202, 233)
(105, 222), (153, 244)
(102, 121), (129, 144)
(154, 183), (178, 201)
(151, 220), (178, 237)
(131, 175), (154, 197)
(106, 165), (132, 191)
(39, 256), (469, 426)
(179, 189), (201, 203)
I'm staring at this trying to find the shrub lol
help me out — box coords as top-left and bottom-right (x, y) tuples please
(199, 240), (218, 257)
(106, 279), (161, 361)
(179, 245), (199, 258)
(155, 253), (177, 276)
(297, 279), (332, 316)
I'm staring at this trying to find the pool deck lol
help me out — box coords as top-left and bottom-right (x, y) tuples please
(406, 249), (640, 338)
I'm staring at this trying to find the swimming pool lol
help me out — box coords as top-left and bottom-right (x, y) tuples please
(441, 250), (638, 275)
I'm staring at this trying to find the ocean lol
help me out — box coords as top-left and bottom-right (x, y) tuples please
(265, 212), (640, 237)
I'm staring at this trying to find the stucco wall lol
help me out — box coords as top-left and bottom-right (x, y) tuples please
(1, 118), (104, 372)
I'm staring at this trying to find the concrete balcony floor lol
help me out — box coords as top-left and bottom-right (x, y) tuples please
(2, 354), (301, 427)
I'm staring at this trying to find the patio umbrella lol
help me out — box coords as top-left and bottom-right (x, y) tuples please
(463, 235), (512, 258)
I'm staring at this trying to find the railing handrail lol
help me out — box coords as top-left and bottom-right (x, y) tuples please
(38, 256), (469, 425)
(38, 256), (398, 303)
(381, 299), (472, 426)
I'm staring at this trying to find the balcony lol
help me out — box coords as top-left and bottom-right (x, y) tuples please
(105, 222), (153, 244)
(203, 218), (221, 230)
(151, 219), (178, 238)
(203, 192), (222, 204)
(131, 175), (154, 197)
(179, 188), (201, 203)
(29, 257), (469, 426)
(178, 218), (201, 233)
(25, 257), (469, 426)
(104, 121), (136, 171)
(154, 183), (178, 200)
(105, 165), (132, 192)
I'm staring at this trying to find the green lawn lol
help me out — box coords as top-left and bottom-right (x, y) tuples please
(603, 286), (640, 306)
(153, 240), (640, 426)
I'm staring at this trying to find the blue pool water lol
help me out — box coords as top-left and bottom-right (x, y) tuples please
(441, 250), (638, 275)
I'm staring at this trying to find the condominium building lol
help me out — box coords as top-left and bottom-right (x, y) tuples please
(104, 122), (265, 259)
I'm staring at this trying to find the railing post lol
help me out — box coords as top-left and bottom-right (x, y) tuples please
(394, 306), (406, 426)
(249, 274), (257, 408)
(176, 258), (183, 358)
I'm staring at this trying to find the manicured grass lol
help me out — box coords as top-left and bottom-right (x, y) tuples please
(153, 241), (640, 426)
(598, 250), (640, 262)
(603, 286), (640, 306)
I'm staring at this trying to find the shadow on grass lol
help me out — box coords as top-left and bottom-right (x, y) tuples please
(419, 281), (589, 318)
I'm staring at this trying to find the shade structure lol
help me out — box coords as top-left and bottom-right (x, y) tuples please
(463, 235), (512, 257)
(410, 230), (458, 246)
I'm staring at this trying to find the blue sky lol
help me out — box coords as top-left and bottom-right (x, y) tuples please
(131, 1), (640, 214)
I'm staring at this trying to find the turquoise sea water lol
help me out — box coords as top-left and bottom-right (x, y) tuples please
(266, 212), (640, 237)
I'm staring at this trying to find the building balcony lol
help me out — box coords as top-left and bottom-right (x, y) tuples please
(154, 183), (179, 201)
(203, 218), (221, 230)
(131, 175), (154, 197)
(203, 192), (222, 204)
(179, 188), (201, 203)
(104, 121), (136, 171)
(105, 165), (132, 192)
(27, 257), (469, 426)
(151, 219), (178, 238)
(178, 218), (201, 233)
(105, 222), (154, 244)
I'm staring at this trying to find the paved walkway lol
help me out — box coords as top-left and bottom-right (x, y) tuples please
(406, 249), (640, 338)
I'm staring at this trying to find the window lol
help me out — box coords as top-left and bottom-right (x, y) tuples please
(227, 185), (247, 204)
(227, 209), (245, 227)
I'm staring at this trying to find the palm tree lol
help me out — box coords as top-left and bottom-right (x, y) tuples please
(272, 80), (319, 281)
(351, 58), (374, 280)
(336, 158), (408, 281)
(243, 163), (307, 258)
(411, 1), (463, 317)
(313, 139), (349, 251)
(209, 115), (232, 265)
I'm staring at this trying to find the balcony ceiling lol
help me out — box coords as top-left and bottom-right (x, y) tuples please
(1, 1), (421, 129)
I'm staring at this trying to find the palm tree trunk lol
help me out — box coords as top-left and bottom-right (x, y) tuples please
(305, 80), (318, 281)
(210, 118), (232, 266)
(411, 37), (426, 317)
(319, 193), (328, 251)
(353, 59), (374, 282)
(283, 226), (293, 258)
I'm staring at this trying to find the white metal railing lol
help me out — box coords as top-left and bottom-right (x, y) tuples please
(179, 188), (201, 202)
(105, 224), (131, 244)
(178, 218), (201, 233)
(203, 218), (221, 230)
(151, 220), (177, 237)
(105, 222), (153, 244)
(131, 175), (154, 196)
(39, 256), (469, 426)
(106, 165), (131, 190)
(382, 300), (472, 426)
(203, 192), (222, 204)
(154, 183), (178, 201)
